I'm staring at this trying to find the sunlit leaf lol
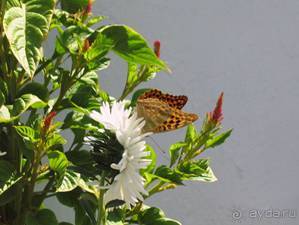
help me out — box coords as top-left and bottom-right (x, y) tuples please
(178, 159), (217, 182)
(14, 125), (38, 142)
(0, 94), (47, 123)
(205, 129), (232, 149)
(3, 0), (55, 77)
(169, 142), (187, 167)
(85, 25), (169, 71)
(48, 150), (69, 176)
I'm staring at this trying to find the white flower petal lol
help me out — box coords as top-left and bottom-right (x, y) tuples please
(90, 101), (151, 207)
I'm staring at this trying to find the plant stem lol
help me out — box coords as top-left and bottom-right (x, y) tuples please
(27, 156), (40, 206)
(0, 0), (6, 31)
(97, 174), (106, 225)
(148, 181), (164, 196)
(119, 65), (148, 100)
(52, 67), (84, 111)
(97, 190), (106, 225)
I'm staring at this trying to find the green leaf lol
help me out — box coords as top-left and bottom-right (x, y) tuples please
(0, 160), (21, 197)
(18, 94), (47, 109)
(18, 82), (50, 101)
(178, 159), (217, 182)
(6, 0), (21, 8)
(140, 207), (165, 221)
(0, 91), (5, 107)
(105, 200), (125, 209)
(65, 72), (101, 110)
(155, 166), (183, 184)
(141, 145), (156, 175)
(153, 218), (182, 225)
(75, 203), (93, 225)
(185, 124), (198, 144)
(3, 0), (55, 77)
(78, 193), (97, 225)
(126, 63), (139, 86)
(48, 150), (69, 176)
(205, 129), (232, 149)
(25, 208), (58, 225)
(0, 78), (8, 100)
(139, 207), (182, 225)
(169, 142), (187, 167)
(66, 150), (93, 167)
(131, 88), (151, 106)
(56, 170), (81, 192)
(46, 133), (67, 150)
(0, 160), (21, 204)
(56, 188), (82, 207)
(84, 31), (113, 61)
(85, 25), (169, 71)
(61, 0), (88, 14)
(75, 71), (99, 92)
(0, 105), (10, 122)
(107, 209), (124, 225)
(14, 125), (38, 142)
(86, 16), (106, 27)
(86, 57), (110, 71)
(0, 94), (47, 123)
(59, 25), (92, 54)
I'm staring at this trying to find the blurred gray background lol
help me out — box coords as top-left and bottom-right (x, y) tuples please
(46, 0), (299, 224)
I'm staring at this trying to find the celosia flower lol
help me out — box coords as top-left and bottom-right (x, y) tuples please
(89, 101), (151, 207)
(43, 111), (57, 132)
(208, 92), (224, 124)
(154, 40), (161, 58)
(86, 0), (93, 15)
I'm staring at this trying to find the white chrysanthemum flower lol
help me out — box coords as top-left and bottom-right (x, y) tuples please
(90, 101), (151, 207)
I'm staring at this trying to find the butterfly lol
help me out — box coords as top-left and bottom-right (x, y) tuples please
(136, 89), (199, 133)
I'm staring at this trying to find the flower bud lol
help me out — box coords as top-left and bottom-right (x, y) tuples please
(208, 92), (224, 125)
(86, 0), (93, 14)
(153, 40), (161, 58)
(43, 111), (57, 132)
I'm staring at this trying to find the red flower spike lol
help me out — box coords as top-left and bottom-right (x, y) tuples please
(86, 0), (93, 15)
(154, 40), (161, 58)
(211, 92), (224, 124)
(43, 111), (57, 131)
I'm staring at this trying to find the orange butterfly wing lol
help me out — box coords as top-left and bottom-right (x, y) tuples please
(137, 90), (199, 133)
(138, 89), (188, 110)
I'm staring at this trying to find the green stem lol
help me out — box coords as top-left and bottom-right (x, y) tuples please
(27, 156), (40, 206)
(97, 190), (106, 225)
(181, 127), (214, 163)
(97, 174), (106, 225)
(148, 181), (164, 196)
(52, 77), (74, 111)
(119, 65), (148, 100)
(52, 67), (84, 111)
(0, 0), (6, 29)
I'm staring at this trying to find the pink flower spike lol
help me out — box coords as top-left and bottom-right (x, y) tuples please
(44, 111), (57, 131)
(212, 92), (224, 124)
(86, 0), (92, 14)
(154, 40), (161, 58)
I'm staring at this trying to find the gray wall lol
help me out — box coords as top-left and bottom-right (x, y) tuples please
(47, 1), (299, 224)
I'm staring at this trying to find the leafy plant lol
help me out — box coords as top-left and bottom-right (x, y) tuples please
(0, 0), (231, 225)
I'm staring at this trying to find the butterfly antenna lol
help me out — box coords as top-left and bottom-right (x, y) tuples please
(148, 136), (167, 155)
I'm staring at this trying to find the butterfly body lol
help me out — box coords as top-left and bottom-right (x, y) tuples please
(136, 89), (198, 133)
